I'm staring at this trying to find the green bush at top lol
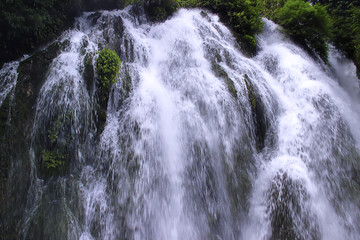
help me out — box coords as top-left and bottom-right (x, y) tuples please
(261, 0), (287, 18)
(273, 0), (332, 62)
(198, 0), (264, 55)
(96, 48), (121, 89)
(318, 1), (360, 78)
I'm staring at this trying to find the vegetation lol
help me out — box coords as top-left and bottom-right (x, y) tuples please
(0, 0), (82, 65)
(198, 0), (264, 55)
(273, 0), (332, 61)
(263, 0), (360, 75)
(41, 150), (66, 169)
(40, 113), (73, 173)
(1, 0), (360, 76)
(309, 0), (360, 77)
(96, 48), (121, 89)
(96, 47), (121, 119)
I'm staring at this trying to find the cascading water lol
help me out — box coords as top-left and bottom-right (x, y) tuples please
(0, 60), (20, 106)
(0, 6), (359, 240)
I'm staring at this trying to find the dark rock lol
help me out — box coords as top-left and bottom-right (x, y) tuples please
(0, 41), (61, 239)
(211, 61), (237, 99)
(267, 171), (320, 240)
(83, 53), (95, 93)
(244, 74), (269, 151)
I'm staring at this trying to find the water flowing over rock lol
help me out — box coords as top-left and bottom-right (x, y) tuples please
(0, 7), (359, 240)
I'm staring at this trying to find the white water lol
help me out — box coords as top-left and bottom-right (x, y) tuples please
(1, 7), (360, 240)
(244, 19), (360, 240)
(0, 60), (20, 106)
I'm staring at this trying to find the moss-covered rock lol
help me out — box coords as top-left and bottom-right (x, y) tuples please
(37, 112), (75, 178)
(244, 74), (269, 151)
(211, 61), (237, 99)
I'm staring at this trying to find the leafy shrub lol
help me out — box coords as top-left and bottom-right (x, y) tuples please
(96, 48), (121, 88)
(261, 0), (287, 18)
(327, 4), (360, 77)
(198, 0), (264, 55)
(273, 0), (332, 61)
(0, 0), (82, 65)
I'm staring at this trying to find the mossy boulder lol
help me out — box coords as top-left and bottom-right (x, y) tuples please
(244, 74), (269, 151)
(211, 61), (237, 99)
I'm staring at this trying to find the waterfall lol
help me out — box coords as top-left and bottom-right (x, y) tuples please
(0, 60), (20, 106)
(0, 7), (359, 240)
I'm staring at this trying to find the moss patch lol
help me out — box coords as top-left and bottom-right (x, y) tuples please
(244, 74), (269, 151)
(244, 74), (256, 109)
(211, 62), (237, 99)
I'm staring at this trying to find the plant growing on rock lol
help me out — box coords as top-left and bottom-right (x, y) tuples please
(96, 47), (121, 90)
(41, 150), (66, 169)
(96, 47), (121, 129)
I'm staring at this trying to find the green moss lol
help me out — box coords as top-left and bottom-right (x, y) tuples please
(211, 62), (237, 99)
(244, 74), (269, 151)
(244, 74), (256, 109)
(47, 113), (74, 145)
(39, 112), (74, 175)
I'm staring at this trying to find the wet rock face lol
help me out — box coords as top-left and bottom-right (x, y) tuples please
(0, 42), (61, 239)
(13, 42), (62, 128)
(243, 74), (269, 151)
(267, 171), (320, 240)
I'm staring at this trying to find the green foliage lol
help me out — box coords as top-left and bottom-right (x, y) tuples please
(198, 0), (264, 55)
(40, 112), (74, 174)
(265, 0), (360, 75)
(145, 0), (180, 21)
(309, 0), (360, 11)
(0, 0), (82, 65)
(273, 0), (332, 61)
(348, 6), (360, 77)
(176, 0), (199, 8)
(96, 48), (121, 89)
(41, 150), (66, 169)
(261, 0), (287, 18)
(47, 114), (74, 144)
(324, 3), (360, 77)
